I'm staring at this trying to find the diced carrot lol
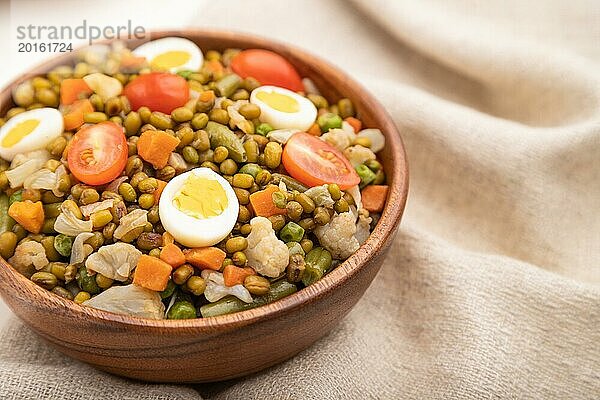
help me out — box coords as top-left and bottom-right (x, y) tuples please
(223, 265), (255, 287)
(344, 117), (362, 133)
(133, 255), (173, 292)
(249, 185), (287, 217)
(154, 179), (168, 203)
(63, 99), (94, 131)
(198, 90), (215, 103)
(160, 243), (186, 267)
(137, 130), (180, 169)
(184, 247), (226, 270)
(205, 60), (224, 76)
(361, 185), (388, 213)
(162, 232), (175, 246)
(307, 122), (321, 136)
(60, 78), (92, 105)
(8, 201), (44, 234)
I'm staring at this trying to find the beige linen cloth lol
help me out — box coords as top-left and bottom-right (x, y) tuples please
(1, 0), (599, 398)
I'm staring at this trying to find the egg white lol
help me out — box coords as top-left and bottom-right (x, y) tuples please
(132, 37), (203, 73)
(250, 85), (317, 131)
(0, 108), (63, 161)
(159, 168), (238, 248)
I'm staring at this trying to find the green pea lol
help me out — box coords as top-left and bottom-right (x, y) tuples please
(213, 146), (229, 163)
(52, 286), (74, 300)
(264, 142), (282, 170)
(209, 108), (230, 125)
(76, 268), (101, 295)
(231, 89), (250, 101)
(300, 238), (313, 254)
(138, 177), (158, 194)
(138, 193), (155, 209)
(41, 236), (61, 261)
(243, 139), (259, 163)
(225, 237), (248, 253)
(271, 190), (287, 209)
(0, 231), (18, 259)
(171, 107), (194, 122)
(79, 188), (100, 205)
(182, 146), (199, 164)
(232, 173), (254, 189)
(238, 103), (261, 120)
(313, 207), (331, 226)
(239, 163), (262, 179)
(256, 123), (274, 136)
(294, 193), (315, 213)
(219, 159), (238, 175)
(124, 111), (142, 136)
(232, 251), (247, 266)
(307, 94), (329, 109)
(317, 112), (342, 132)
(355, 164), (377, 188)
(327, 184), (342, 201)
(90, 210), (113, 229)
(185, 276), (206, 296)
(167, 301), (197, 319)
(149, 112), (173, 130)
(334, 198), (350, 213)
(285, 201), (303, 221)
(234, 187), (250, 205)
(337, 98), (355, 118)
(31, 272), (58, 290)
(191, 112), (209, 130)
(138, 106), (151, 123)
(280, 222), (305, 243)
(160, 280), (176, 299)
(119, 183), (137, 202)
(105, 97), (122, 116)
(83, 112), (108, 124)
(255, 170), (272, 186)
(54, 234), (74, 257)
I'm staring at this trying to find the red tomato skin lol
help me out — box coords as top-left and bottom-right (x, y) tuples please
(282, 133), (360, 190)
(231, 49), (304, 92)
(67, 122), (128, 186)
(123, 73), (189, 114)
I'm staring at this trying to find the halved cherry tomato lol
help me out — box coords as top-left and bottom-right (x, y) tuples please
(62, 99), (93, 131)
(123, 72), (189, 114)
(67, 122), (128, 186)
(282, 132), (360, 190)
(60, 78), (92, 105)
(231, 49), (304, 92)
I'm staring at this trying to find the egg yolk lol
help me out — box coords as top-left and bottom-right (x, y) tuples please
(151, 51), (191, 70)
(1, 119), (40, 148)
(173, 175), (228, 219)
(256, 91), (299, 113)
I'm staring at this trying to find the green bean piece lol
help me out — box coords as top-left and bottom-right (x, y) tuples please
(0, 194), (15, 234)
(271, 173), (308, 192)
(302, 247), (333, 286)
(317, 112), (342, 132)
(279, 222), (305, 243)
(200, 280), (298, 318)
(256, 123), (274, 136)
(355, 164), (377, 188)
(239, 163), (262, 179)
(206, 121), (247, 163)
(76, 267), (101, 295)
(160, 280), (176, 299)
(167, 300), (197, 319)
(215, 74), (242, 98)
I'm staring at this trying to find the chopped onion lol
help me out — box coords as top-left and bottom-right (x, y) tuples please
(357, 128), (385, 153)
(302, 78), (320, 95)
(346, 185), (362, 211)
(105, 176), (128, 193)
(69, 232), (95, 265)
(23, 169), (56, 191)
(83, 73), (122, 101)
(52, 165), (68, 197)
(54, 203), (93, 237)
(267, 129), (300, 144)
(113, 209), (148, 240)
(6, 150), (50, 188)
(80, 199), (115, 218)
(168, 152), (188, 173)
(83, 284), (165, 319)
(201, 270), (253, 303)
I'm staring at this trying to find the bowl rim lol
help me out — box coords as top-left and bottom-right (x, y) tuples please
(0, 29), (409, 332)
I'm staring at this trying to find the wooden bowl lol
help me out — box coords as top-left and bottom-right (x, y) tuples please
(0, 30), (408, 383)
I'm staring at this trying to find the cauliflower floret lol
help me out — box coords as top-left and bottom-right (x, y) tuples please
(320, 128), (353, 151)
(343, 145), (376, 167)
(245, 217), (289, 277)
(314, 211), (360, 259)
(8, 241), (49, 272)
(355, 212), (372, 245)
(201, 270), (253, 303)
